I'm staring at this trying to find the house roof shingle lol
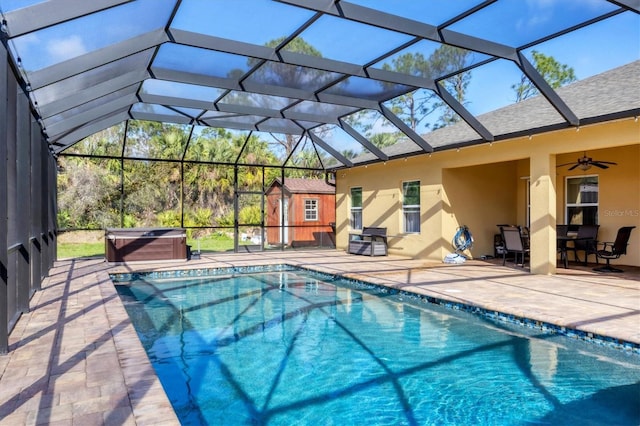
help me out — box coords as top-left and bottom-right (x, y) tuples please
(349, 60), (640, 165)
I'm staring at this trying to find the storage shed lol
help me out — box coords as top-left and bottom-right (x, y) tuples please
(265, 178), (336, 248)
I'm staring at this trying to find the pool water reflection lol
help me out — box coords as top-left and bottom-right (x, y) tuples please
(115, 269), (640, 425)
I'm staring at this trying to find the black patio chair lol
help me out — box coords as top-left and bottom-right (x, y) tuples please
(499, 225), (529, 267)
(557, 224), (570, 268)
(569, 224), (599, 265)
(593, 226), (636, 273)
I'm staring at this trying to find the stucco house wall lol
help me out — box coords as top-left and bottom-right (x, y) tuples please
(336, 119), (639, 272)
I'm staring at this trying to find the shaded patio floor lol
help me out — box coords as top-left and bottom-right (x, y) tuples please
(1, 249), (638, 425)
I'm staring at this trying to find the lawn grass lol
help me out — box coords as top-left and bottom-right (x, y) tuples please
(57, 242), (105, 260)
(57, 232), (237, 259)
(188, 233), (235, 252)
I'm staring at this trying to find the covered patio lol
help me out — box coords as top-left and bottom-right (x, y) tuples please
(0, 250), (638, 424)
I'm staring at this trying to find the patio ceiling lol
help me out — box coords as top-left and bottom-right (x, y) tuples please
(0, 0), (638, 169)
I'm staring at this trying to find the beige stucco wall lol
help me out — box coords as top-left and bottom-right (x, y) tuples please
(336, 117), (640, 273)
(557, 143), (640, 257)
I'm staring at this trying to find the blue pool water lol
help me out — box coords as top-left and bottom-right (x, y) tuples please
(114, 268), (640, 425)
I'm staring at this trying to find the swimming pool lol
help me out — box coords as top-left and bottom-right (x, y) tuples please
(114, 267), (640, 425)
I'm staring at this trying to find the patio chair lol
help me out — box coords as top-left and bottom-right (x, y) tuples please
(557, 224), (569, 268)
(499, 225), (529, 267)
(569, 224), (599, 265)
(593, 226), (635, 273)
(494, 224), (513, 258)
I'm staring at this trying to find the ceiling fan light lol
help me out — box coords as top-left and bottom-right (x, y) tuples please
(579, 163), (591, 171)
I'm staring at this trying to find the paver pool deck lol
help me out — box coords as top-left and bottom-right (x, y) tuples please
(1, 249), (638, 425)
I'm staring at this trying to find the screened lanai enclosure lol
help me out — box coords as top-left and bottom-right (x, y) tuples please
(1, 0), (639, 351)
(58, 122), (337, 254)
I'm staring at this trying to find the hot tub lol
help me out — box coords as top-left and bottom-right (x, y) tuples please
(105, 228), (187, 263)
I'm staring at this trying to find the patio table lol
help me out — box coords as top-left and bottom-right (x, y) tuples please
(557, 236), (592, 268)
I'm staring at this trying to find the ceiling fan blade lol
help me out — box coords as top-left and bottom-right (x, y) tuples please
(556, 162), (576, 167)
(594, 160), (617, 165)
(591, 162), (609, 169)
(568, 164), (579, 171)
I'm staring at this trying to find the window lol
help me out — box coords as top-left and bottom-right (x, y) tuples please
(566, 176), (598, 225)
(402, 181), (420, 233)
(350, 187), (362, 230)
(304, 199), (318, 221)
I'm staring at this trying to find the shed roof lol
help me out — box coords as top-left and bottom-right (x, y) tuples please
(268, 178), (335, 194)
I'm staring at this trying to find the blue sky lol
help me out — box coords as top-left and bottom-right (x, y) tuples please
(466, 11), (640, 116)
(3, 0), (639, 153)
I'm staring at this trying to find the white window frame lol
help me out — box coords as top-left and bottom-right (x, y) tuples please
(524, 177), (531, 229)
(402, 180), (420, 234)
(350, 187), (362, 230)
(565, 175), (599, 225)
(304, 198), (318, 221)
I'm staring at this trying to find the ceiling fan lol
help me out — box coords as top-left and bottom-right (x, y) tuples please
(557, 152), (617, 171)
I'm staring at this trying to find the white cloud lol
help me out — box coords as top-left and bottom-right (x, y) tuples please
(46, 35), (87, 64)
(368, 116), (398, 135)
(14, 31), (41, 48)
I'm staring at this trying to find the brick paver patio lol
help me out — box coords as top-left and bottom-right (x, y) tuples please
(1, 250), (638, 425)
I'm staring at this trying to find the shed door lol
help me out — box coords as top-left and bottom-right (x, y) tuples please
(280, 198), (289, 245)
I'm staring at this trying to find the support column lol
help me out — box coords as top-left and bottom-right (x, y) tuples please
(48, 154), (57, 268)
(0, 43), (8, 354)
(529, 152), (557, 275)
(30, 119), (42, 292)
(16, 92), (31, 313)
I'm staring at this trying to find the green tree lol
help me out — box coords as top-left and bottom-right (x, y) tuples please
(120, 122), (187, 226)
(183, 128), (238, 222)
(431, 46), (473, 129)
(289, 146), (324, 170)
(239, 205), (262, 225)
(58, 118), (324, 235)
(64, 122), (125, 158)
(340, 148), (359, 160)
(370, 133), (401, 149)
(384, 45), (473, 131)
(157, 210), (181, 227)
(242, 37), (329, 160)
(57, 157), (121, 228)
(383, 52), (436, 131)
(512, 51), (577, 102)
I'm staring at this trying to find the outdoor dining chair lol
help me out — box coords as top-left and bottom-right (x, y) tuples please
(499, 225), (529, 267)
(557, 224), (570, 268)
(569, 224), (599, 265)
(593, 226), (636, 273)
